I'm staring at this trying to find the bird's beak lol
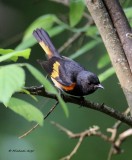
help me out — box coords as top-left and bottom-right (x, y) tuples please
(97, 84), (104, 89)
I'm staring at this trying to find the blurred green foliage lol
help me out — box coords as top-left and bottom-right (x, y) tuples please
(0, 0), (132, 160)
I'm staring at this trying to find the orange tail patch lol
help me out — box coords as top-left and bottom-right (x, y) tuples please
(39, 41), (53, 59)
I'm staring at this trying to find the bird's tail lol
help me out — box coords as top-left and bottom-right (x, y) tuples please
(33, 28), (60, 59)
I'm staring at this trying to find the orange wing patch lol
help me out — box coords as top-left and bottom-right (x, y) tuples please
(51, 61), (76, 91)
(51, 61), (60, 78)
(39, 41), (53, 59)
(51, 78), (76, 91)
(60, 82), (76, 91)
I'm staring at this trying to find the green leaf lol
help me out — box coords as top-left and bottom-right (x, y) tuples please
(22, 89), (38, 102)
(23, 63), (69, 117)
(48, 25), (66, 37)
(69, 39), (101, 59)
(8, 97), (43, 126)
(15, 14), (67, 50)
(97, 54), (110, 69)
(16, 25), (66, 50)
(123, 0), (131, 7)
(124, 7), (132, 25)
(16, 14), (58, 50)
(0, 48), (14, 54)
(0, 48), (31, 62)
(124, 7), (132, 19)
(57, 95), (69, 117)
(86, 26), (99, 38)
(0, 65), (25, 105)
(15, 37), (36, 51)
(23, 14), (58, 41)
(69, 0), (85, 27)
(25, 64), (57, 94)
(99, 67), (115, 82)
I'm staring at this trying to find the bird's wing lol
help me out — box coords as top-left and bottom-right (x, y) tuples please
(37, 57), (76, 91)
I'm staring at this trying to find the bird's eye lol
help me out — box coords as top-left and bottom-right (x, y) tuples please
(88, 82), (91, 85)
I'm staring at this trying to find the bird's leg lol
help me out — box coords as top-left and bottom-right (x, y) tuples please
(78, 96), (85, 107)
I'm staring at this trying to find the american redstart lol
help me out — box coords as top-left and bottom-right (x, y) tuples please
(33, 28), (103, 96)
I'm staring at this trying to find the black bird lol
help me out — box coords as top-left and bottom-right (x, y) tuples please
(33, 28), (103, 96)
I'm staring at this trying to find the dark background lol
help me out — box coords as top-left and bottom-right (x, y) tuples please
(0, 0), (131, 160)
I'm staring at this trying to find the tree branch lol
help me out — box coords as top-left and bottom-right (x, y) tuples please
(103, 0), (132, 73)
(23, 86), (132, 127)
(52, 121), (132, 160)
(51, 122), (112, 160)
(114, 128), (132, 153)
(107, 108), (130, 160)
(85, 0), (132, 114)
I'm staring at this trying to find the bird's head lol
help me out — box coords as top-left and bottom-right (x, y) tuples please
(77, 71), (104, 95)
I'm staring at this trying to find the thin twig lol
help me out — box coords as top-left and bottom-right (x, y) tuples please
(18, 123), (39, 139)
(114, 128), (132, 152)
(113, 108), (130, 129)
(60, 136), (84, 160)
(58, 32), (81, 53)
(126, 33), (132, 39)
(52, 118), (132, 160)
(107, 108), (130, 160)
(19, 101), (59, 139)
(108, 128), (132, 158)
(51, 122), (112, 160)
(44, 101), (59, 120)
